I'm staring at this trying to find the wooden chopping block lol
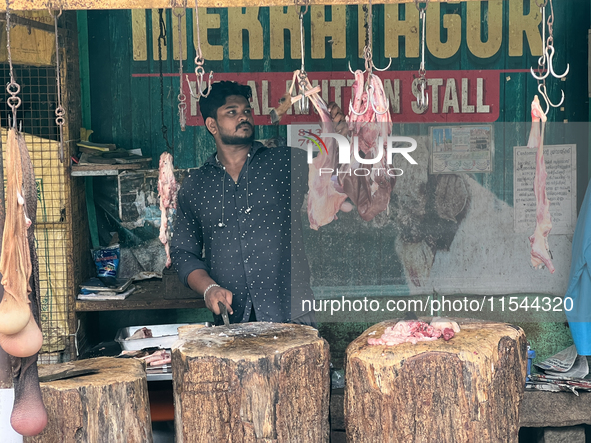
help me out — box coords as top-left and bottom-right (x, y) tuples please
(345, 319), (527, 443)
(173, 322), (330, 443)
(24, 357), (152, 443)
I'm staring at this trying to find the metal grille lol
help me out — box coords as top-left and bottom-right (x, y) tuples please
(0, 62), (73, 364)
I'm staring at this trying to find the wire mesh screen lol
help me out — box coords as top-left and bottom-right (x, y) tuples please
(0, 62), (72, 364)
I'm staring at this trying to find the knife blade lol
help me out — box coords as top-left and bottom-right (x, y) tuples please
(218, 301), (230, 327)
(39, 369), (100, 383)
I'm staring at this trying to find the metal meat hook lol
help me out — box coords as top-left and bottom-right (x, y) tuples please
(537, 82), (564, 115)
(348, 61), (366, 75)
(416, 78), (428, 111)
(371, 58), (392, 72)
(349, 90), (370, 116)
(545, 45), (569, 79)
(369, 82), (390, 115)
(187, 65), (213, 100)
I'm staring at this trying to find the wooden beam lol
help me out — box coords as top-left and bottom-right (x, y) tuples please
(0, 12), (69, 34)
(1, 0), (474, 12)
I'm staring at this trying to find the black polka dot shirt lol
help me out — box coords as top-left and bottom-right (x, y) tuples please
(170, 141), (313, 324)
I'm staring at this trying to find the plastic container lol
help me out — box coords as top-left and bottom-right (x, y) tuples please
(115, 323), (211, 351)
(527, 347), (536, 380)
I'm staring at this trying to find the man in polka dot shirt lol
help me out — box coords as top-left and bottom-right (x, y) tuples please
(170, 81), (316, 327)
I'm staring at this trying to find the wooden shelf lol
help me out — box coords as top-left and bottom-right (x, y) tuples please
(71, 163), (146, 176)
(75, 280), (205, 312)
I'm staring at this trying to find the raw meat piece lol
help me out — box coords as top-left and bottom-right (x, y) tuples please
(430, 317), (461, 333)
(126, 327), (153, 340)
(442, 328), (455, 341)
(158, 152), (179, 268)
(139, 349), (171, 366)
(527, 96), (555, 274)
(368, 319), (460, 346)
(368, 320), (442, 346)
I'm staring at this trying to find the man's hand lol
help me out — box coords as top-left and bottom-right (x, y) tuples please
(187, 269), (234, 316)
(328, 102), (349, 137)
(204, 286), (234, 316)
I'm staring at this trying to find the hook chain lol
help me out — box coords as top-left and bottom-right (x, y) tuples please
(157, 9), (173, 153)
(187, 0), (213, 100)
(297, 1), (310, 114)
(51, 8), (65, 162)
(173, 8), (187, 131)
(531, 0), (568, 115)
(5, 0), (20, 127)
(415, 0), (429, 112)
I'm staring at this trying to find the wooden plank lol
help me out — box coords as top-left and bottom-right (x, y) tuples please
(75, 280), (205, 311)
(72, 163), (144, 171)
(110, 10), (134, 151)
(77, 11), (92, 129)
(87, 10), (113, 143)
(0, 0), (485, 11)
(85, 177), (100, 249)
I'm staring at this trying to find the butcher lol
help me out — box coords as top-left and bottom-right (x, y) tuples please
(170, 81), (316, 326)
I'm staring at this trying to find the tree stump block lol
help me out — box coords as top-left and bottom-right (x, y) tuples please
(24, 357), (152, 443)
(345, 319), (527, 443)
(173, 322), (330, 443)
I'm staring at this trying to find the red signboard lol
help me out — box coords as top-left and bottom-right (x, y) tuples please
(181, 70), (500, 126)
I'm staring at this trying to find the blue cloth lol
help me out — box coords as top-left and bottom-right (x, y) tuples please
(170, 142), (313, 325)
(565, 179), (591, 355)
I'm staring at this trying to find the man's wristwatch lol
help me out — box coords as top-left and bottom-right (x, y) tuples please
(203, 283), (220, 299)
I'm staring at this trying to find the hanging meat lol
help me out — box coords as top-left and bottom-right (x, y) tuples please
(527, 96), (555, 274)
(0, 128), (48, 436)
(304, 76), (349, 230)
(0, 129), (43, 357)
(342, 71), (395, 222)
(158, 152), (179, 268)
(305, 70), (395, 229)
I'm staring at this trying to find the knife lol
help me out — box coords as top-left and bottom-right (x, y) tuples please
(39, 369), (100, 383)
(218, 301), (230, 327)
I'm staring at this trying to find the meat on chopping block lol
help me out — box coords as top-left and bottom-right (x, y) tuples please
(527, 96), (554, 273)
(26, 357), (152, 443)
(173, 322), (330, 442)
(367, 318), (459, 345)
(158, 152), (179, 268)
(346, 319), (527, 443)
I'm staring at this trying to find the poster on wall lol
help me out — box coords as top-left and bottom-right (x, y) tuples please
(513, 144), (577, 235)
(430, 125), (494, 174)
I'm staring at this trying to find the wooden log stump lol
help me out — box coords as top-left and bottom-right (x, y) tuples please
(24, 357), (152, 443)
(345, 319), (527, 443)
(173, 322), (330, 443)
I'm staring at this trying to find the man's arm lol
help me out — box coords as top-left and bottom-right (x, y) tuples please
(170, 176), (233, 315)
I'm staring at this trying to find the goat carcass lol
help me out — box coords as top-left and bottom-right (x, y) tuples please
(527, 96), (555, 274)
(305, 78), (349, 230)
(341, 71), (395, 221)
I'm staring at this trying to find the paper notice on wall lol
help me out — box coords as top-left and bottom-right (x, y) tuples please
(513, 144), (576, 235)
(287, 124), (322, 151)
